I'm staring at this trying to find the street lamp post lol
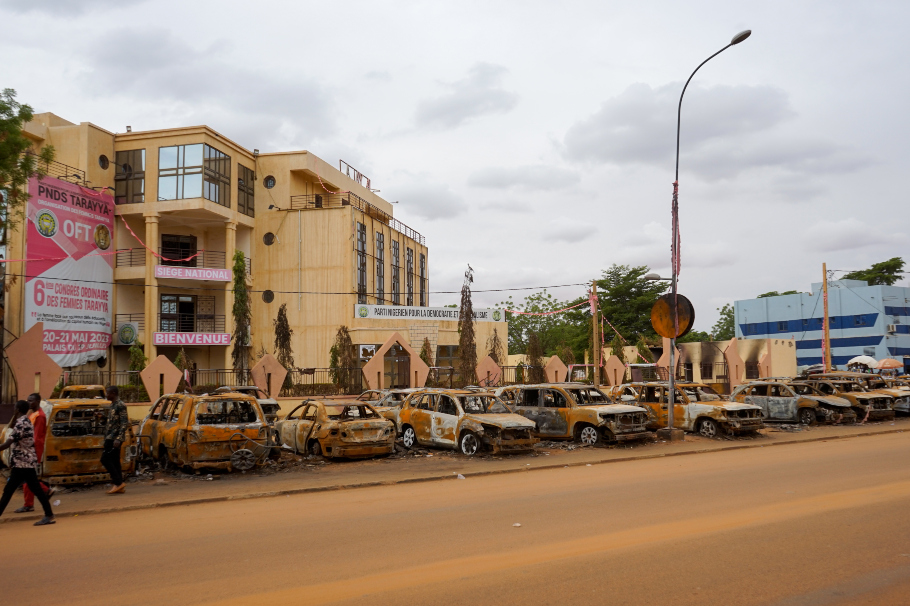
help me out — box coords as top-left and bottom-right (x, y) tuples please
(667, 29), (751, 435)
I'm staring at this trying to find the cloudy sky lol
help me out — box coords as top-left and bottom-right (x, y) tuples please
(3, 0), (907, 330)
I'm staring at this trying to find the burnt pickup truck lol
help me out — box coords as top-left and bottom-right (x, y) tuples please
(635, 382), (764, 438)
(803, 378), (894, 421)
(730, 380), (856, 424)
(495, 383), (653, 445)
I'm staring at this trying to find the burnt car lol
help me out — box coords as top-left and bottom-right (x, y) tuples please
(495, 383), (653, 445)
(213, 385), (282, 424)
(371, 388), (426, 431)
(397, 389), (537, 456)
(355, 390), (389, 405)
(274, 400), (395, 459)
(609, 384), (640, 403)
(2, 390), (136, 484)
(139, 392), (270, 471)
(730, 381), (855, 424)
(635, 382), (764, 438)
(802, 378), (894, 421)
(817, 372), (910, 415)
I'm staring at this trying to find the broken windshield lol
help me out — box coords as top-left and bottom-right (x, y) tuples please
(60, 389), (106, 400)
(566, 388), (610, 405)
(194, 400), (260, 425)
(459, 395), (511, 414)
(790, 383), (822, 396)
(682, 386), (722, 402)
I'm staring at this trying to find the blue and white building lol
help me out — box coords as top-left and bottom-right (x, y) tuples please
(735, 280), (910, 370)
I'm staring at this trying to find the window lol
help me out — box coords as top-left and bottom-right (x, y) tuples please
(161, 234), (197, 267)
(417, 394), (435, 411)
(406, 247), (414, 306)
(263, 175), (276, 189)
(435, 345), (458, 368)
(391, 240), (401, 305)
(802, 319), (810, 329)
(542, 390), (567, 408)
(356, 222), (367, 304)
(854, 315), (867, 326)
(158, 144), (231, 206)
(160, 295), (216, 332)
(238, 164), (255, 217)
(419, 252), (427, 307)
(303, 406), (317, 420)
(375, 232), (385, 304)
(437, 396), (458, 416)
(777, 321), (788, 332)
(114, 149), (145, 204)
(746, 324), (759, 335)
(521, 389), (541, 406)
(745, 362), (760, 379)
(700, 362), (713, 380)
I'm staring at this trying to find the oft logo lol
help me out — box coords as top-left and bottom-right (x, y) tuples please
(358, 306), (369, 318)
(36, 210), (58, 238)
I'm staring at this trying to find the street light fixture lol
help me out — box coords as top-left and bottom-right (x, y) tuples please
(666, 29), (751, 438)
(644, 273), (671, 282)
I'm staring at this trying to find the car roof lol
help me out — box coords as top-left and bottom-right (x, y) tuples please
(61, 384), (106, 390)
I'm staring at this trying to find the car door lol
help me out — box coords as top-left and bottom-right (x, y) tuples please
(294, 404), (319, 453)
(511, 388), (542, 430)
(538, 389), (570, 437)
(408, 394), (436, 445)
(141, 396), (168, 455)
(766, 384), (795, 420)
(637, 386), (666, 428)
(157, 397), (183, 451)
(278, 404), (306, 449)
(745, 385), (770, 419)
(431, 395), (459, 447)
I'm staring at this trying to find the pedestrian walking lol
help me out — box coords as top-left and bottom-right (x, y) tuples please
(14, 393), (56, 513)
(0, 400), (56, 526)
(101, 385), (129, 494)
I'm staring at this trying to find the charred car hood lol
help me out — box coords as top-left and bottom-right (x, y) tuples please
(719, 403), (762, 412)
(588, 404), (648, 414)
(464, 413), (536, 429)
(803, 395), (852, 408)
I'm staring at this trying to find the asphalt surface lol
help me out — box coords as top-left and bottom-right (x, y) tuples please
(5, 429), (910, 605)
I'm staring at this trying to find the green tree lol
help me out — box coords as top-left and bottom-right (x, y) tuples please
(496, 290), (582, 357)
(842, 257), (905, 286)
(231, 250), (252, 372)
(419, 337), (433, 366)
(635, 334), (655, 363)
(757, 290), (800, 298)
(0, 89), (55, 239)
(677, 330), (712, 343)
(712, 304), (735, 340)
(329, 326), (356, 393)
(609, 334), (626, 363)
(128, 339), (147, 385)
(457, 265), (477, 386)
(596, 264), (669, 340)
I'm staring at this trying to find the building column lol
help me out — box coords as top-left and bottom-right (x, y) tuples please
(144, 214), (160, 362)
(224, 220), (237, 369)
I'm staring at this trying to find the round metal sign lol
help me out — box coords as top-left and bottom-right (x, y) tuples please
(650, 294), (695, 339)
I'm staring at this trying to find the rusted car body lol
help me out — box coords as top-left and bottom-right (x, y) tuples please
(730, 381), (855, 424)
(355, 390), (390, 405)
(274, 401), (395, 459)
(495, 383), (653, 445)
(817, 372), (910, 414)
(1, 386), (136, 484)
(635, 382), (764, 438)
(213, 385), (282, 423)
(372, 388), (427, 431)
(803, 378), (894, 421)
(139, 392), (269, 470)
(397, 389), (537, 455)
(609, 384), (640, 403)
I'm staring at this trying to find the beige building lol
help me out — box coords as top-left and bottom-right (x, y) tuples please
(6, 112), (505, 390)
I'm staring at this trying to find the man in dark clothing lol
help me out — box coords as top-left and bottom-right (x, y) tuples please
(16, 392), (55, 513)
(0, 400), (56, 526)
(101, 385), (129, 494)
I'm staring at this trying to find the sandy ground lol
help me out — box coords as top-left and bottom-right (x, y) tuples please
(3, 423), (910, 605)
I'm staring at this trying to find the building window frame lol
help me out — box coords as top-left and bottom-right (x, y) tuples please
(356, 222), (367, 304)
(158, 143), (231, 207)
(375, 232), (385, 304)
(777, 321), (788, 332)
(237, 164), (255, 217)
(419, 252), (427, 307)
(406, 247), (414, 306)
(114, 149), (146, 204)
(391, 240), (400, 305)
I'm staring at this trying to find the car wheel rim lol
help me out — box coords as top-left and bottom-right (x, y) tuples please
(700, 422), (716, 438)
(462, 434), (479, 455)
(580, 427), (598, 445)
(403, 429), (415, 448)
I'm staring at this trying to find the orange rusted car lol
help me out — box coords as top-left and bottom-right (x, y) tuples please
(274, 400), (395, 459)
(139, 392), (269, 471)
(2, 386), (135, 484)
(397, 389), (537, 456)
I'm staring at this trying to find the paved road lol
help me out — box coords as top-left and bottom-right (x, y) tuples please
(7, 431), (910, 605)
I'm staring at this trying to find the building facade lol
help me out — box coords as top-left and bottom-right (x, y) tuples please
(735, 280), (910, 369)
(5, 112), (505, 391)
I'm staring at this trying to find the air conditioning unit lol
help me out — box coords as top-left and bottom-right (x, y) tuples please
(887, 324), (898, 334)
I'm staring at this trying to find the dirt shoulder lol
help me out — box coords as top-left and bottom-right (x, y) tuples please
(2, 418), (907, 524)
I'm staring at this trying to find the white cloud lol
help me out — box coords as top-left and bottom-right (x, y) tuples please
(467, 164), (580, 191)
(0, 0), (149, 14)
(803, 218), (906, 253)
(415, 63), (518, 129)
(388, 175), (466, 221)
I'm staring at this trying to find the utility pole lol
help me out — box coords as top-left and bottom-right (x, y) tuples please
(591, 281), (600, 388)
(822, 263), (832, 372)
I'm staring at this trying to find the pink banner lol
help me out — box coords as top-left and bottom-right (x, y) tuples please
(154, 265), (231, 281)
(153, 332), (231, 346)
(25, 177), (114, 366)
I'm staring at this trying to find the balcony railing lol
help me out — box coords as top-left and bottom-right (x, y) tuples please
(289, 192), (425, 246)
(157, 248), (251, 274)
(115, 313), (145, 331)
(25, 151), (86, 184)
(115, 248), (147, 267)
(158, 314), (226, 333)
